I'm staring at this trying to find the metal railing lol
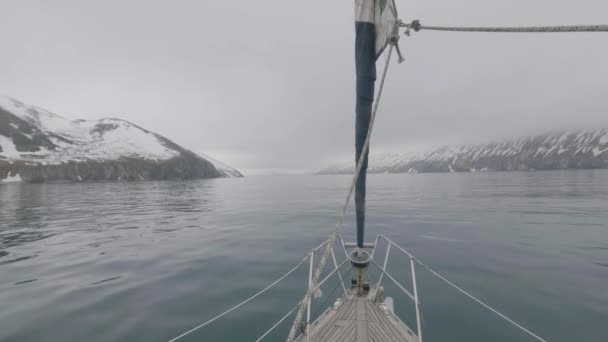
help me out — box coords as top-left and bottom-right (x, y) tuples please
(170, 234), (547, 342)
(364, 235), (546, 342)
(283, 234), (424, 342)
(256, 237), (350, 341)
(367, 235), (424, 342)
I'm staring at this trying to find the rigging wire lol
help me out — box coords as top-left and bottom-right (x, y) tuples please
(255, 302), (301, 342)
(280, 267), (355, 342)
(166, 16), (608, 342)
(255, 267), (354, 342)
(167, 253), (310, 342)
(414, 258), (547, 342)
(287, 43), (397, 341)
(401, 20), (608, 33)
(311, 267), (354, 321)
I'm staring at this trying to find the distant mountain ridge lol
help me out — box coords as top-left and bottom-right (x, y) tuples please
(319, 129), (608, 174)
(0, 96), (242, 182)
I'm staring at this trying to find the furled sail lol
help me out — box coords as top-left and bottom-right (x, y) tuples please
(354, 0), (397, 248)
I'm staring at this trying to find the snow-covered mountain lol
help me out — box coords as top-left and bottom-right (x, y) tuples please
(319, 130), (608, 174)
(198, 153), (243, 178)
(0, 96), (242, 182)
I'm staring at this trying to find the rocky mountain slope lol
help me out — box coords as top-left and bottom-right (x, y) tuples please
(0, 96), (242, 182)
(319, 129), (608, 174)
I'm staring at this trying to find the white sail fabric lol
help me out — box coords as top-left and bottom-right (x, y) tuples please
(355, 0), (374, 23)
(374, 0), (398, 58)
(355, 0), (399, 58)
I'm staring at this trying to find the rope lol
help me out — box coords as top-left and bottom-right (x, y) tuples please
(168, 254), (309, 342)
(256, 266), (353, 342)
(287, 43), (396, 341)
(401, 20), (608, 33)
(311, 267), (354, 320)
(255, 302), (301, 342)
(169, 15), (582, 342)
(414, 258), (547, 342)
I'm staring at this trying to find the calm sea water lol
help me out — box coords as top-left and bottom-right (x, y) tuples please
(1, 171), (607, 342)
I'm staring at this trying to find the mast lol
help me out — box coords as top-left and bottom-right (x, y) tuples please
(354, 0), (398, 248)
(354, 0), (377, 248)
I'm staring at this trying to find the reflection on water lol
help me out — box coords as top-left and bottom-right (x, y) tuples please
(89, 276), (122, 286)
(1, 171), (608, 342)
(14, 279), (37, 285)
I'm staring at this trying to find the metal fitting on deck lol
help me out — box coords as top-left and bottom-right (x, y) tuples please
(349, 248), (371, 268)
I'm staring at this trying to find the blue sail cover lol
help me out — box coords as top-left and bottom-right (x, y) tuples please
(354, 0), (397, 247)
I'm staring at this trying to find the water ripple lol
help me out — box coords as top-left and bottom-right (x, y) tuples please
(0, 173), (607, 341)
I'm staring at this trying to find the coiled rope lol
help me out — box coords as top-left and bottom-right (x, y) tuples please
(401, 20), (608, 33)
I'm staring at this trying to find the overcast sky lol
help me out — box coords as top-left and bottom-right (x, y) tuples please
(1, 0), (607, 171)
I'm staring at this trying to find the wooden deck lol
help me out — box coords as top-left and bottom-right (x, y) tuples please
(295, 296), (418, 342)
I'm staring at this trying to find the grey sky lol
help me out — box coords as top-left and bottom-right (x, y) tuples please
(1, 0), (607, 171)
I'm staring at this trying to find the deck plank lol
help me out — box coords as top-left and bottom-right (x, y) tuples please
(295, 296), (418, 342)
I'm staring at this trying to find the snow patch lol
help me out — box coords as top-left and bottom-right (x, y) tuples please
(600, 131), (608, 145)
(0, 97), (179, 163)
(535, 147), (547, 156)
(0, 135), (21, 158)
(1, 173), (22, 183)
(544, 144), (559, 156)
(593, 147), (608, 157)
(199, 153), (242, 178)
